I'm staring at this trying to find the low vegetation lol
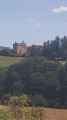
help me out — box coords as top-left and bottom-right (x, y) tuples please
(0, 95), (45, 120)
(0, 106), (67, 120)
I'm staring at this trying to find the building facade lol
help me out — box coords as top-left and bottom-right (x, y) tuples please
(13, 41), (27, 55)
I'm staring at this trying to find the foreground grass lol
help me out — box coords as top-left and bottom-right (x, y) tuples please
(0, 56), (24, 68)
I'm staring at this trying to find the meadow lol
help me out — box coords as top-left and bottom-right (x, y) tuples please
(0, 56), (66, 68)
(0, 56), (24, 68)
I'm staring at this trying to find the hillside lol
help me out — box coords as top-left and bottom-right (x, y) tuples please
(0, 46), (9, 50)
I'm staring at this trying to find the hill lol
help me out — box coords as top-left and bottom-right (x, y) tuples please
(0, 46), (9, 50)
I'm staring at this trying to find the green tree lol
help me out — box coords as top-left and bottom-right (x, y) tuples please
(29, 94), (48, 107)
(30, 45), (42, 56)
(1, 49), (12, 56)
(3, 57), (61, 101)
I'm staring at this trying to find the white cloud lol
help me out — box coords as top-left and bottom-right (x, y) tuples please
(29, 18), (35, 22)
(53, 6), (67, 13)
(34, 23), (40, 26)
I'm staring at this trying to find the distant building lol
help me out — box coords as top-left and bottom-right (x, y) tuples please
(13, 41), (27, 55)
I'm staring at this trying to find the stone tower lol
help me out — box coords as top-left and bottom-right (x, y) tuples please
(13, 41), (27, 55)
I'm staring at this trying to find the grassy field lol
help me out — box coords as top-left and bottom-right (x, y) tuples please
(0, 56), (24, 68)
(0, 105), (67, 120)
(0, 56), (67, 69)
(59, 61), (67, 65)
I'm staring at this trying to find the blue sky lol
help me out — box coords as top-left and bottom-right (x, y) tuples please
(0, 0), (67, 48)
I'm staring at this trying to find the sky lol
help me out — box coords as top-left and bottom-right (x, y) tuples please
(0, 0), (67, 48)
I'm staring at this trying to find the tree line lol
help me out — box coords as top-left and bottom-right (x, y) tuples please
(43, 36), (67, 60)
(0, 57), (67, 109)
(1, 35), (67, 60)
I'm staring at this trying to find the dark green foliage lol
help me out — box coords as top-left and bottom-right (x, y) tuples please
(28, 94), (48, 107)
(48, 99), (61, 108)
(58, 63), (67, 106)
(3, 57), (60, 98)
(1, 93), (11, 105)
(0, 56), (67, 108)
(29, 45), (42, 56)
(43, 35), (67, 60)
(0, 49), (12, 56)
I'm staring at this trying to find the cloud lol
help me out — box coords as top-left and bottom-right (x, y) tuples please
(34, 23), (40, 26)
(53, 6), (67, 13)
(28, 18), (35, 22)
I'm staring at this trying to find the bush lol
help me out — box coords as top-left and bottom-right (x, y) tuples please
(8, 94), (28, 108)
(8, 94), (28, 120)
(31, 107), (45, 120)
(0, 109), (13, 120)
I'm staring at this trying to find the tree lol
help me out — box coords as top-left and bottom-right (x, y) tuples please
(1, 49), (12, 56)
(43, 40), (51, 59)
(3, 57), (61, 100)
(30, 45), (42, 56)
(29, 94), (48, 107)
(58, 63), (67, 105)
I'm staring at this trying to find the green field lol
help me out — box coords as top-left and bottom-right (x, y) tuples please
(0, 56), (67, 68)
(0, 56), (24, 68)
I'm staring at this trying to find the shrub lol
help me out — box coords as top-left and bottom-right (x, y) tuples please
(31, 107), (45, 120)
(0, 109), (13, 120)
(8, 94), (28, 120)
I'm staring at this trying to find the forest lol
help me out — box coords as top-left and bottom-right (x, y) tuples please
(0, 57), (67, 109)
(43, 36), (67, 60)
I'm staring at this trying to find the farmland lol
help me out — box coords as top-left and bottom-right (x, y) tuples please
(45, 108), (67, 120)
(0, 56), (66, 68)
(0, 56), (24, 68)
(0, 105), (67, 120)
